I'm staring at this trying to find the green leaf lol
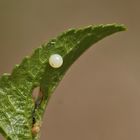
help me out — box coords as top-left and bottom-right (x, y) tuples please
(0, 24), (126, 140)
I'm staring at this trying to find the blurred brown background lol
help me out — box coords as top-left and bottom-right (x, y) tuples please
(0, 0), (140, 140)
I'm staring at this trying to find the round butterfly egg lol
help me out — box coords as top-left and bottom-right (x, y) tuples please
(49, 54), (63, 68)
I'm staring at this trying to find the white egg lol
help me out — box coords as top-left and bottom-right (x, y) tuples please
(49, 54), (63, 68)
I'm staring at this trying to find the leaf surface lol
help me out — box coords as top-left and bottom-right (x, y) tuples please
(0, 24), (126, 140)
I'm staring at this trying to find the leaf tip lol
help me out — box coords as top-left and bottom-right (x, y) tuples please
(110, 23), (127, 31)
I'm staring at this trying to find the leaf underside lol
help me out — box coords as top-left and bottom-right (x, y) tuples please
(0, 24), (126, 140)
